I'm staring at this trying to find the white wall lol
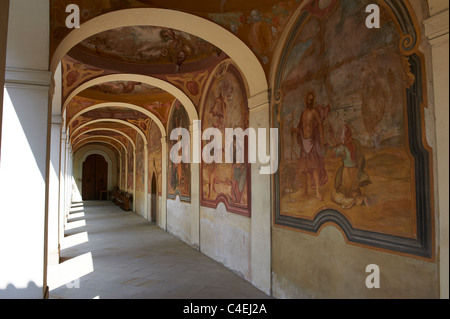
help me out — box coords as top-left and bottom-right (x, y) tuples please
(200, 204), (252, 281)
(167, 198), (192, 244)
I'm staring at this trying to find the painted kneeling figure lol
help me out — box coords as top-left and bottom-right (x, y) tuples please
(332, 124), (372, 209)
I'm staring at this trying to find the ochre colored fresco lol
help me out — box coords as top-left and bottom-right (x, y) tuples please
(167, 101), (191, 200)
(136, 135), (145, 192)
(201, 62), (250, 216)
(61, 55), (105, 100)
(277, 0), (417, 238)
(78, 26), (220, 66)
(50, 0), (305, 74)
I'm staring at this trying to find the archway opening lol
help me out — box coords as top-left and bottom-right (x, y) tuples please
(82, 154), (108, 201)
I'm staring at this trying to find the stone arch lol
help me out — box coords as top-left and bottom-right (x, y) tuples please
(73, 136), (126, 155)
(50, 8), (268, 100)
(64, 74), (198, 136)
(74, 128), (136, 151)
(72, 119), (147, 145)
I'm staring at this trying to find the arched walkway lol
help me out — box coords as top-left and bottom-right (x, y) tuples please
(51, 8), (268, 98)
(48, 201), (271, 299)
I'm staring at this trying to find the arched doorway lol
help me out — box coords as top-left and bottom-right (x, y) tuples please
(151, 173), (157, 223)
(82, 154), (108, 200)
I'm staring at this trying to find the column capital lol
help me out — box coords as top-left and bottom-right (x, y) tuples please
(5, 68), (52, 87)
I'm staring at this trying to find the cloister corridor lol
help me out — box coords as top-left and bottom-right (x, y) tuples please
(48, 201), (271, 299)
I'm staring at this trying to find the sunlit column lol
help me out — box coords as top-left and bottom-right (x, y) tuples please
(0, 0), (51, 299)
(59, 132), (67, 235)
(48, 116), (62, 265)
(65, 142), (71, 216)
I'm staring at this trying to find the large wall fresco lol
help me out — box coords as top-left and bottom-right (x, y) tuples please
(167, 101), (191, 202)
(127, 138), (134, 191)
(136, 134), (145, 193)
(201, 62), (251, 217)
(273, 0), (433, 258)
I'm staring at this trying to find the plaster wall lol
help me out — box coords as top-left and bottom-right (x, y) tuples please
(272, 226), (439, 299)
(135, 190), (146, 217)
(167, 198), (192, 245)
(200, 204), (251, 281)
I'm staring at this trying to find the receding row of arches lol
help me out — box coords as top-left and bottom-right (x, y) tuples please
(45, 1), (444, 299)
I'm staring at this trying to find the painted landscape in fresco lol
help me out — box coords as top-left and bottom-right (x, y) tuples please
(201, 62), (250, 216)
(167, 101), (191, 201)
(278, 0), (416, 237)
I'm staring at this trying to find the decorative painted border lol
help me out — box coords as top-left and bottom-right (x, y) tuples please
(272, 0), (433, 258)
(167, 189), (191, 203)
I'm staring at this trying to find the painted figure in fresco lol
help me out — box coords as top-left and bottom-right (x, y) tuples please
(206, 80), (234, 199)
(292, 90), (328, 201)
(227, 138), (247, 204)
(169, 103), (189, 195)
(331, 124), (371, 209)
(209, 79), (233, 132)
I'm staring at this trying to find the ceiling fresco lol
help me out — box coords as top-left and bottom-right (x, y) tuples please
(51, 0), (313, 159)
(50, 0), (306, 70)
(77, 26), (222, 66)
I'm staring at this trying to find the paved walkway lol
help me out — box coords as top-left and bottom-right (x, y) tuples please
(48, 201), (271, 299)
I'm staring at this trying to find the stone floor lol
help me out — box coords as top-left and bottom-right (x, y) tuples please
(48, 201), (271, 299)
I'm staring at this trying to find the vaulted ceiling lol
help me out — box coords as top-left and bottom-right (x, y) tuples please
(51, 0), (320, 154)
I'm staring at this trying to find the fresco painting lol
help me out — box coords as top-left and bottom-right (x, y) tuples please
(167, 101), (191, 201)
(136, 135), (145, 192)
(127, 139), (134, 191)
(276, 0), (420, 238)
(201, 62), (251, 217)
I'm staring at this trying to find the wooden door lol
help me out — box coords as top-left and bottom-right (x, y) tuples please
(82, 154), (108, 200)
